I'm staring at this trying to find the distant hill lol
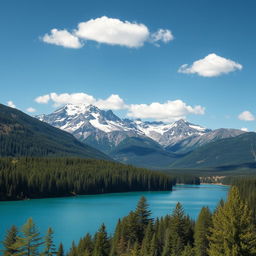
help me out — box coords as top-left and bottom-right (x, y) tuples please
(171, 132), (256, 168)
(0, 104), (110, 160)
(110, 137), (181, 169)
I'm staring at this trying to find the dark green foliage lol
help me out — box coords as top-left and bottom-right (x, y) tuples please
(0, 103), (109, 160)
(93, 224), (110, 256)
(2, 225), (19, 256)
(134, 196), (153, 242)
(230, 177), (256, 218)
(208, 186), (256, 256)
(194, 207), (212, 256)
(110, 136), (180, 169)
(0, 157), (174, 200)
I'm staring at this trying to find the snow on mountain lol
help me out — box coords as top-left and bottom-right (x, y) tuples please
(39, 104), (245, 156)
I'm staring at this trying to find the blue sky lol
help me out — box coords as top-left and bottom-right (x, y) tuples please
(1, 0), (256, 130)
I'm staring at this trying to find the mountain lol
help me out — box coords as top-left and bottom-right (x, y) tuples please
(37, 104), (245, 168)
(166, 128), (245, 154)
(110, 136), (180, 169)
(0, 103), (109, 160)
(37, 104), (212, 150)
(37, 104), (143, 153)
(171, 132), (256, 168)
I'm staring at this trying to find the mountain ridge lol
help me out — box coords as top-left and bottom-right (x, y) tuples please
(37, 103), (246, 168)
(0, 103), (110, 160)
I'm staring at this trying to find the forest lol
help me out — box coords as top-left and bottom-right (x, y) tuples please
(2, 178), (256, 256)
(0, 157), (175, 200)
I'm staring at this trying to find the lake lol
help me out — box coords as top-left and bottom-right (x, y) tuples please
(0, 184), (228, 250)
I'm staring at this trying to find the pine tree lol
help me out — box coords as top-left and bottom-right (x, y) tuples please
(140, 223), (153, 256)
(169, 203), (191, 256)
(2, 225), (19, 256)
(15, 218), (43, 256)
(68, 241), (77, 256)
(181, 244), (195, 256)
(56, 243), (64, 256)
(93, 224), (110, 256)
(208, 186), (256, 256)
(42, 227), (55, 256)
(194, 207), (212, 256)
(134, 196), (152, 242)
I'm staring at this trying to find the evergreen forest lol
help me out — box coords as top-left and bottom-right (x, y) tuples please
(0, 157), (175, 200)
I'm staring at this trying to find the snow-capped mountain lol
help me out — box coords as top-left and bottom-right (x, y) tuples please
(37, 104), (211, 150)
(37, 104), (244, 168)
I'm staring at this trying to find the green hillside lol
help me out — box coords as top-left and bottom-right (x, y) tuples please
(0, 104), (109, 160)
(110, 136), (180, 169)
(171, 132), (256, 168)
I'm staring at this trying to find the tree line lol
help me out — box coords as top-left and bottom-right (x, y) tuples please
(0, 157), (175, 200)
(2, 185), (256, 256)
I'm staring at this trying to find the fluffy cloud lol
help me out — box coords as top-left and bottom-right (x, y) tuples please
(178, 53), (243, 77)
(241, 127), (248, 132)
(75, 16), (150, 48)
(238, 111), (255, 121)
(26, 107), (36, 113)
(151, 29), (174, 44)
(42, 16), (173, 48)
(127, 100), (205, 122)
(96, 94), (127, 110)
(35, 94), (50, 104)
(7, 101), (16, 108)
(49, 92), (95, 107)
(35, 92), (127, 110)
(42, 29), (83, 49)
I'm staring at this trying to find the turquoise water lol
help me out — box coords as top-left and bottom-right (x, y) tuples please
(0, 184), (228, 250)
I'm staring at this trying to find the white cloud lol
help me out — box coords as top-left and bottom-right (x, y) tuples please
(96, 94), (127, 110)
(241, 127), (248, 132)
(75, 16), (150, 48)
(49, 92), (95, 107)
(42, 29), (83, 49)
(42, 16), (173, 49)
(151, 29), (174, 44)
(35, 94), (50, 104)
(7, 101), (16, 108)
(35, 92), (127, 110)
(127, 100), (205, 122)
(178, 53), (243, 77)
(238, 111), (255, 121)
(26, 107), (36, 113)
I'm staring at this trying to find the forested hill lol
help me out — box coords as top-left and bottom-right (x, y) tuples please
(0, 157), (174, 200)
(171, 132), (256, 168)
(0, 104), (109, 160)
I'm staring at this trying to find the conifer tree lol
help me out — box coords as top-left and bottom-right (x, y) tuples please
(93, 224), (110, 256)
(129, 242), (140, 256)
(140, 223), (153, 256)
(134, 196), (152, 242)
(194, 207), (212, 256)
(181, 244), (195, 256)
(68, 241), (77, 256)
(56, 243), (64, 256)
(2, 225), (19, 256)
(208, 186), (256, 256)
(15, 218), (43, 256)
(42, 227), (55, 256)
